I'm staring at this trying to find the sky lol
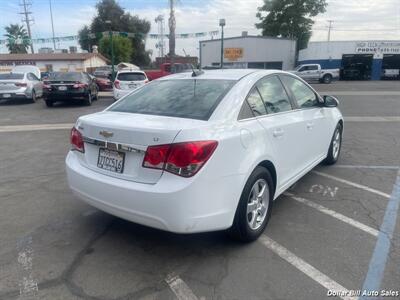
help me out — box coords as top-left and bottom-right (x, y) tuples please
(0, 0), (399, 58)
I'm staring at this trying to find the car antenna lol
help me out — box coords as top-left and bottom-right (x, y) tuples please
(183, 48), (203, 77)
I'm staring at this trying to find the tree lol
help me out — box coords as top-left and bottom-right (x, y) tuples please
(99, 35), (133, 65)
(256, 0), (327, 52)
(78, 0), (151, 66)
(4, 24), (30, 54)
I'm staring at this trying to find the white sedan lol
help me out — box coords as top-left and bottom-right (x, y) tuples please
(112, 70), (148, 100)
(66, 69), (343, 242)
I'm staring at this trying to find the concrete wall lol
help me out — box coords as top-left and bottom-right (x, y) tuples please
(200, 36), (296, 70)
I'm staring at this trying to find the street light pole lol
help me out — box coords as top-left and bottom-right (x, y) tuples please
(105, 20), (115, 80)
(219, 19), (225, 69)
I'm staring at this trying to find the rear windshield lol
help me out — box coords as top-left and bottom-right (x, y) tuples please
(117, 72), (146, 81)
(109, 79), (236, 120)
(48, 72), (82, 81)
(0, 73), (24, 80)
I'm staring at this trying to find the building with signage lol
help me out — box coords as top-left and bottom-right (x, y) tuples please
(199, 34), (296, 70)
(0, 53), (109, 74)
(298, 40), (400, 80)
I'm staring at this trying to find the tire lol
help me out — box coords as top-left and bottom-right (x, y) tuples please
(45, 99), (53, 107)
(30, 90), (36, 103)
(324, 123), (342, 165)
(83, 92), (92, 106)
(229, 166), (274, 242)
(322, 74), (332, 84)
(94, 86), (99, 100)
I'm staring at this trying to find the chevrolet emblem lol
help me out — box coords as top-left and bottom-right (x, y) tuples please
(99, 130), (113, 138)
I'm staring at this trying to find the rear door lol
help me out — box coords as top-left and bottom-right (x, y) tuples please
(307, 65), (320, 80)
(252, 75), (306, 188)
(280, 75), (330, 165)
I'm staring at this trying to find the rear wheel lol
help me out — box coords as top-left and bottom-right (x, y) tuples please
(324, 123), (342, 165)
(93, 87), (99, 101)
(322, 74), (332, 84)
(83, 92), (92, 106)
(229, 166), (274, 242)
(45, 99), (53, 107)
(30, 90), (36, 103)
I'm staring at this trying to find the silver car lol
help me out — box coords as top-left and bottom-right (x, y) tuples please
(0, 72), (43, 103)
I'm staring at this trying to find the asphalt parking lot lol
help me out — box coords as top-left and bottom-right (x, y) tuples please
(0, 81), (399, 300)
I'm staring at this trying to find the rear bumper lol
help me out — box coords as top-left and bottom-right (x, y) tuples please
(66, 151), (243, 233)
(0, 88), (30, 100)
(44, 90), (87, 100)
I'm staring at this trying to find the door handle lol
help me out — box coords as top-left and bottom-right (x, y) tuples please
(306, 122), (314, 130)
(273, 129), (284, 137)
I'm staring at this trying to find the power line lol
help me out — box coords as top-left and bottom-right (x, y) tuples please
(19, 0), (34, 53)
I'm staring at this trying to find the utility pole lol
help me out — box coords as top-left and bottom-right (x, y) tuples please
(327, 20), (334, 42)
(49, 0), (56, 51)
(19, 0), (34, 53)
(168, 0), (176, 72)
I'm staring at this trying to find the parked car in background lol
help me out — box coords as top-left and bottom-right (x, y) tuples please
(93, 75), (113, 91)
(144, 63), (192, 81)
(43, 72), (98, 107)
(0, 72), (43, 103)
(113, 70), (148, 100)
(93, 65), (113, 78)
(66, 69), (343, 242)
(382, 69), (400, 80)
(289, 64), (339, 83)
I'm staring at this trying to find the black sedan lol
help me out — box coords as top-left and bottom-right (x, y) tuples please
(43, 72), (98, 107)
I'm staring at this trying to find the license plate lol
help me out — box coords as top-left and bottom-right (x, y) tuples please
(128, 84), (137, 89)
(58, 86), (67, 91)
(2, 94), (11, 98)
(97, 148), (125, 173)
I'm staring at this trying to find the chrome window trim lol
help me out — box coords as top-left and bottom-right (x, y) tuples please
(82, 136), (146, 154)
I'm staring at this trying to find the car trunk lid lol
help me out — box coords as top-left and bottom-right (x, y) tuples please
(75, 111), (205, 184)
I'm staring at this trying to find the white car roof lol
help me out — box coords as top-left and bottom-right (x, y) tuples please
(117, 69), (145, 74)
(159, 69), (284, 81)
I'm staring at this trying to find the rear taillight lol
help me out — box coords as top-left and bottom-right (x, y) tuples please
(43, 82), (51, 89)
(114, 80), (121, 89)
(73, 82), (87, 89)
(15, 83), (27, 87)
(70, 127), (85, 153)
(143, 141), (218, 177)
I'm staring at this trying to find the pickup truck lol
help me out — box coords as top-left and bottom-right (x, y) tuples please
(289, 64), (339, 84)
(144, 63), (192, 81)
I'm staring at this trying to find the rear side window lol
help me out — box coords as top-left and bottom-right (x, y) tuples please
(257, 76), (292, 114)
(246, 88), (267, 116)
(117, 73), (146, 81)
(48, 72), (82, 81)
(281, 75), (319, 108)
(0, 73), (24, 80)
(109, 79), (236, 120)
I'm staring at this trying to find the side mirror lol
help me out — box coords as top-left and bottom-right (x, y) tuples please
(323, 95), (339, 107)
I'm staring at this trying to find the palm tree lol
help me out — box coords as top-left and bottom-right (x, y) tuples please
(4, 24), (30, 54)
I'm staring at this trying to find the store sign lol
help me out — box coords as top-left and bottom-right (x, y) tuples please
(224, 48), (243, 61)
(355, 41), (400, 54)
(0, 61), (36, 66)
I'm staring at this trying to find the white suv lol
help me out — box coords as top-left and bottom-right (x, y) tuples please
(113, 70), (148, 100)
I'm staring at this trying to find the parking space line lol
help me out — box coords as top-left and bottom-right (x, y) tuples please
(334, 165), (399, 170)
(284, 192), (379, 237)
(345, 116), (400, 122)
(0, 123), (74, 133)
(360, 170), (400, 298)
(259, 236), (357, 300)
(165, 274), (199, 300)
(312, 171), (391, 199)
